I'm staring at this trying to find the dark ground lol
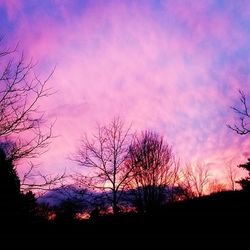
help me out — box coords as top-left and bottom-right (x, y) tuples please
(2, 190), (250, 249)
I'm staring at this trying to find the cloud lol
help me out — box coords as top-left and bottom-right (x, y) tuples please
(0, 0), (22, 21)
(2, 0), (250, 180)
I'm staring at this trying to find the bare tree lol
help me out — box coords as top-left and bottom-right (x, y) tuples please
(180, 162), (210, 197)
(207, 179), (227, 194)
(0, 38), (54, 160)
(228, 90), (250, 135)
(126, 131), (178, 212)
(73, 117), (132, 214)
(225, 161), (239, 191)
(0, 38), (64, 192)
(227, 89), (250, 191)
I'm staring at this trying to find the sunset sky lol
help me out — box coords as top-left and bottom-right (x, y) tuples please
(1, 0), (250, 182)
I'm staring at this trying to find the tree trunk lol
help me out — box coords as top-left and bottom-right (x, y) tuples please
(112, 190), (119, 215)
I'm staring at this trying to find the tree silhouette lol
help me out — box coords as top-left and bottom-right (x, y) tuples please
(225, 162), (239, 191)
(0, 146), (38, 225)
(0, 38), (66, 192)
(0, 148), (20, 202)
(180, 162), (210, 197)
(227, 90), (250, 191)
(73, 117), (132, 214)
(126, 131), (179, 213)
(55, 198), (81, 222)
(237, 158), (250, 191)
(228, 90), (250, 135)
(0, 38), (54, 161)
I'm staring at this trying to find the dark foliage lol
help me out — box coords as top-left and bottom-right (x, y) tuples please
(2, 190), (250, 249)
(0, 147), (37, 227)
(237, 158), (250, 191)
(0, 148), (21, 220)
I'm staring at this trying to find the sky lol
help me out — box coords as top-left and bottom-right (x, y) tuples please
(1, 0), (250, 184)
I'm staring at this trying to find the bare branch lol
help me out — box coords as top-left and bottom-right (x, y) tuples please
(72, 117), (132, 214)
(21, 164), (66, 192)
(228, 89), (250, 135)
(0, 39), (55, 160)
(180, 162), (210, 197)
(125, 131), (179, 212)
(0, 38), (58, 192)
(224, 161), (239, 191)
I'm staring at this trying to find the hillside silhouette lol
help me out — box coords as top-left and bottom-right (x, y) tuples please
(2, 189), (249, 249)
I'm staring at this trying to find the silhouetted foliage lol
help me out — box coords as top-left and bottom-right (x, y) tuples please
(36, 202), (55, 220)
(237, 158), (250, 191)
(126, 131), (179, 212)
(1, 190), (248, 250)
(90, 206), (101, 219)
(0, 147), (37, 225)
(0, 147), (20, 223)
(0, 148), (20, 200)
(19, 191), (37, 221)
(55, 198), (81, 222)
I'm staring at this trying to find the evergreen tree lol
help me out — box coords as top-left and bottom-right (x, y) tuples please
(0, 148), (36, 224)
(237, 158), (250, 191)
(0, 148), (21, 209)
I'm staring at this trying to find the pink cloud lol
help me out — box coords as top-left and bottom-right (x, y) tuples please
(0, 0), (22, 21)
(3, 1), (250, 183)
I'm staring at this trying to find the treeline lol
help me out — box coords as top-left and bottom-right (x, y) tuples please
(39, 117), (249, 220)
(2, 117), (250, 225)
(67, 118), (211, 216)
